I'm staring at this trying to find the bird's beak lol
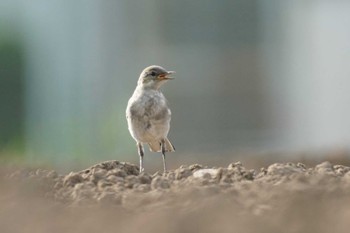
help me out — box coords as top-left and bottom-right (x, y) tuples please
(158, 71), (175, 80)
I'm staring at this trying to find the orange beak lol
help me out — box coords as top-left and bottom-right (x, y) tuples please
(157, 71), (175, 80)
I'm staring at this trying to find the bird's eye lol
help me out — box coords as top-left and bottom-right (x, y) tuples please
(150, 71), (156, 76)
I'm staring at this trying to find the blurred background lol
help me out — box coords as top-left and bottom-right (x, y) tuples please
(1, 1), (350, 170)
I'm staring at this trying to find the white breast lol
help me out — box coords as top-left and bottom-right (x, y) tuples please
(126, 88), (171, 143)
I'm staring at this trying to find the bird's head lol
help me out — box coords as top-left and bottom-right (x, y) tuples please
(138, 65), (175, 89)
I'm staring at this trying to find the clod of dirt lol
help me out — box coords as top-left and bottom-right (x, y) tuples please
(4, 160), (350, 212)
(4, 160), (350, 233)
(193, 168), (220, 179)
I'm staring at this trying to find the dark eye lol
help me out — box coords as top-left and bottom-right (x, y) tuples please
(150, 71), (156, 76)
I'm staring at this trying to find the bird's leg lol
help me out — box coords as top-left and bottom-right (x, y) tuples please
(161, 139), (167, 173)
(137, 142), (144, 173)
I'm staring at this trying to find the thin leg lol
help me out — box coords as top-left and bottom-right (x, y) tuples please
(161, 139), (167, 173)
(137, 142), (144, 173)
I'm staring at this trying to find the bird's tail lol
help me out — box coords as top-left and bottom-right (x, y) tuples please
(148, 138), (175, 152)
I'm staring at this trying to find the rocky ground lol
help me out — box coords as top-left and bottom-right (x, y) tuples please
(2, 160), (350, 233)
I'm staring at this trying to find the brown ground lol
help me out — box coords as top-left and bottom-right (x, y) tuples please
(1, 159), (350, 233)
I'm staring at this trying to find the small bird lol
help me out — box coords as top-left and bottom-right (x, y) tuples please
(126, 65), (175, 173)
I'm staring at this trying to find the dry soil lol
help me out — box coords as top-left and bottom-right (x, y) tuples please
(1, 160), (350, 233)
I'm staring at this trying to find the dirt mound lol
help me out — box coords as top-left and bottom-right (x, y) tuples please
(3, 160), (350, 233)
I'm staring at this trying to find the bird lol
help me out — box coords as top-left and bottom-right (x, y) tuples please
(126, 65), (175, 173)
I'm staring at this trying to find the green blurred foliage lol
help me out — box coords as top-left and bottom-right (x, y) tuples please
(0, 36), (25, 154)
